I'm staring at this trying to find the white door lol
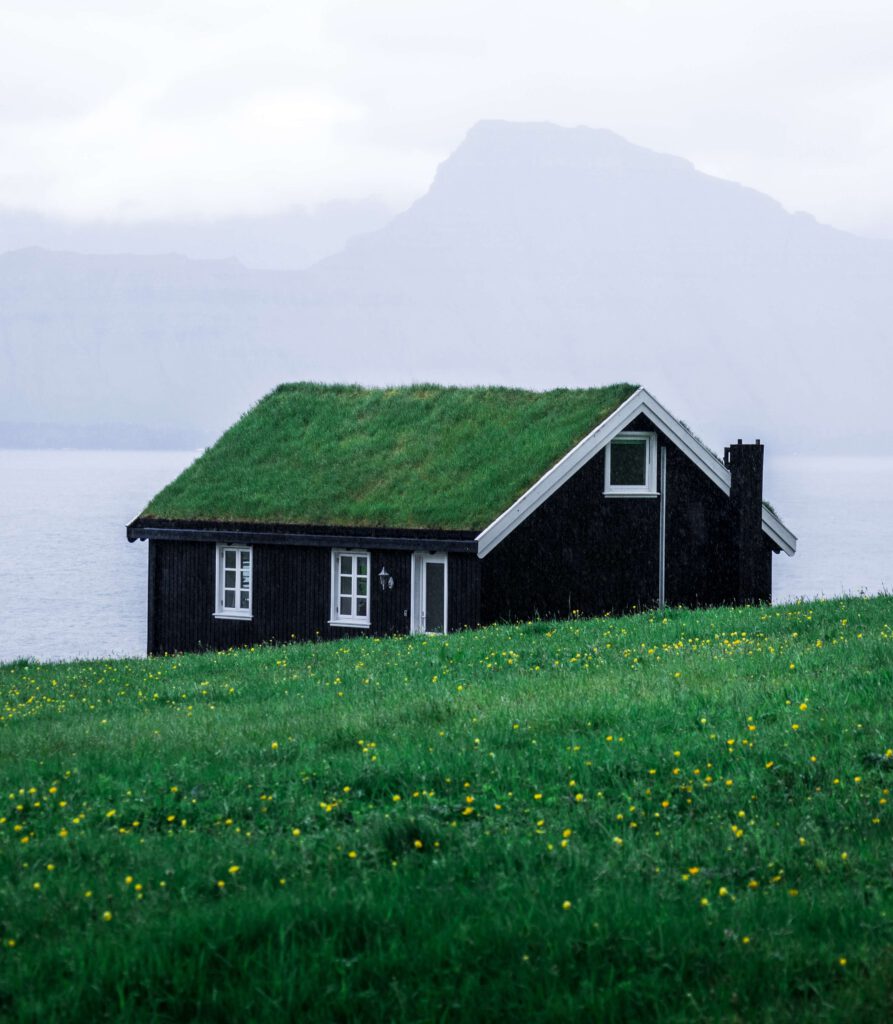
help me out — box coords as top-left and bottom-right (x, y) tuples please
(412, 553), (448, 634)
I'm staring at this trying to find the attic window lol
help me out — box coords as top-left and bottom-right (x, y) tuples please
(214, 544), (252, 619)
(330, 550), (371, 628)
(604, 432), (658, 496)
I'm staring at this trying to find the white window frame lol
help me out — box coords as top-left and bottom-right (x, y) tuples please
(604, 431), (658, 496)
(329, 549), (372, 628)
(214, 544), (253, 619)
(410, 552), (448, 635)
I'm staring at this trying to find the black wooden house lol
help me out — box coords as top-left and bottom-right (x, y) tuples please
(126, 383), (796, 655)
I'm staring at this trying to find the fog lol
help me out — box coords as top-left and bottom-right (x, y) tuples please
(3, 0), (893, 236)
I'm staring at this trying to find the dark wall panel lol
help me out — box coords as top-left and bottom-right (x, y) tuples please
(480, 411), (774, 624)
(480, 445), (660, 624)
(663, 442), (736, 607)
(448, 553), (481, 633)
(149, 541), (475, 655)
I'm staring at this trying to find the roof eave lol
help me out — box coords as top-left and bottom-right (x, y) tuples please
(126, 520), (479, 554)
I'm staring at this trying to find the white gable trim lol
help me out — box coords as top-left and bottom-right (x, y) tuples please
(475, 387), (797, 559)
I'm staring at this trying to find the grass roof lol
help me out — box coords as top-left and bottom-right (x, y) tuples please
(141, 382), (639, 531)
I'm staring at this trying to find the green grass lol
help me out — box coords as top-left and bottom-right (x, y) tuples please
(2, 595), (893, 1022)
(140, 381), (638, 529)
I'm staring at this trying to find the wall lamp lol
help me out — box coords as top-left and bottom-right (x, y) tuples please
(378, 566), (394, 591)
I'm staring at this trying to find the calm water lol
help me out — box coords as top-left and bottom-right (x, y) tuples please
(0, 450), (197, 663)
(1, 450), (891, 663)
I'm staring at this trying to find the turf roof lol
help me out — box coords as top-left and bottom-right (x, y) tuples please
(141, 382), (639, 531)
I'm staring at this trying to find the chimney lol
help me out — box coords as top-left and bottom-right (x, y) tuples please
(723, 439), (766, 604)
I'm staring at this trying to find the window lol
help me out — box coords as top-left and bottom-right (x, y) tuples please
(330, 550), (371, 627)
(604, 431), (658, 495)
(215, 544), (252, 618)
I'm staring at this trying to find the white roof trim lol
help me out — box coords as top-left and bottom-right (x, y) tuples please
(475, 387), (797, 558)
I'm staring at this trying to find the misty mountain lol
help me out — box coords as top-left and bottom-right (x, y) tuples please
(0, 248), (302, 441)
(0, 199), (392, 271)
(2, 120), (892, 453)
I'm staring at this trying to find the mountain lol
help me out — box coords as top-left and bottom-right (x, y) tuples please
(297, 121), (893, 452)
(0, 199), (392, 271)
(2, 120), (892, 453)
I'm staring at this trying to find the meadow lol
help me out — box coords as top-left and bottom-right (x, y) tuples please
(1, 596), (892, 1022)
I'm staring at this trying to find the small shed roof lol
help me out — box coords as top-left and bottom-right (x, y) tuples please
(139, 382), (639, 531)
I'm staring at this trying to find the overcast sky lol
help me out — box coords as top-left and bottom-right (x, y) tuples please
(3, 0), (893, 235)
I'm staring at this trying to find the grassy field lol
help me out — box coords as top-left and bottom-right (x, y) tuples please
(2, 596), (892, 1022)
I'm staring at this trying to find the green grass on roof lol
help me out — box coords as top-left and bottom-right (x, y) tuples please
(142, 382), (639, 530)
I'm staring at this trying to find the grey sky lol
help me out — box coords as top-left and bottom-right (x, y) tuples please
(2, 0), (892, 235)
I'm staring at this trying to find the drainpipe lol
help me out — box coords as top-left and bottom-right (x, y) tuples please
(723, 439), (765, 605)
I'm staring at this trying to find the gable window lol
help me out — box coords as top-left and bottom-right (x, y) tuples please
(330, 550), (371, 627)
(215, 544), (252, 618)
(604, 431), (658, 496)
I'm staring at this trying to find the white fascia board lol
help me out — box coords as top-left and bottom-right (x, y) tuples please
(475, 386), (797, 558)
(761, 509), (797, 556)
(475, 387), (652, 558)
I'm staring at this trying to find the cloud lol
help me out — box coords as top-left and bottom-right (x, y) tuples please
(1, 0), (892, 233)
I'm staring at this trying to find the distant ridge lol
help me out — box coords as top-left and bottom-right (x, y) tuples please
(0, 198), (392, 271)
(1, 119), (891, 452)
(0, 421), (206, 451)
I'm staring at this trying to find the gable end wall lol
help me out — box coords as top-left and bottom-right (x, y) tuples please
(479, 413), (772, 623)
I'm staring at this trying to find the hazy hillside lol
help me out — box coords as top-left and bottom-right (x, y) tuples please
(0, 248), (303, 439)
(0, 199), (392, 271)
(298, 121), (893, 452)
(2, 120), (892, 451)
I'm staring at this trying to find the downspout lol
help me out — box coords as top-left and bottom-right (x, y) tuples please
(658, 447), (667, 609)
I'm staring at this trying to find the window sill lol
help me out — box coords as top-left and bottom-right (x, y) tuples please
(328, 619), (371, 629)
(213, 612), (253, 621)
(603, 490), (659, 498)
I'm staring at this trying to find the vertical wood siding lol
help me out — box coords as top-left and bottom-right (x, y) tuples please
(480, 445), (660, 623)
(148, 542), (477, 655)
(480, 412), (774, 625)
(447, 553), (481, 633)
